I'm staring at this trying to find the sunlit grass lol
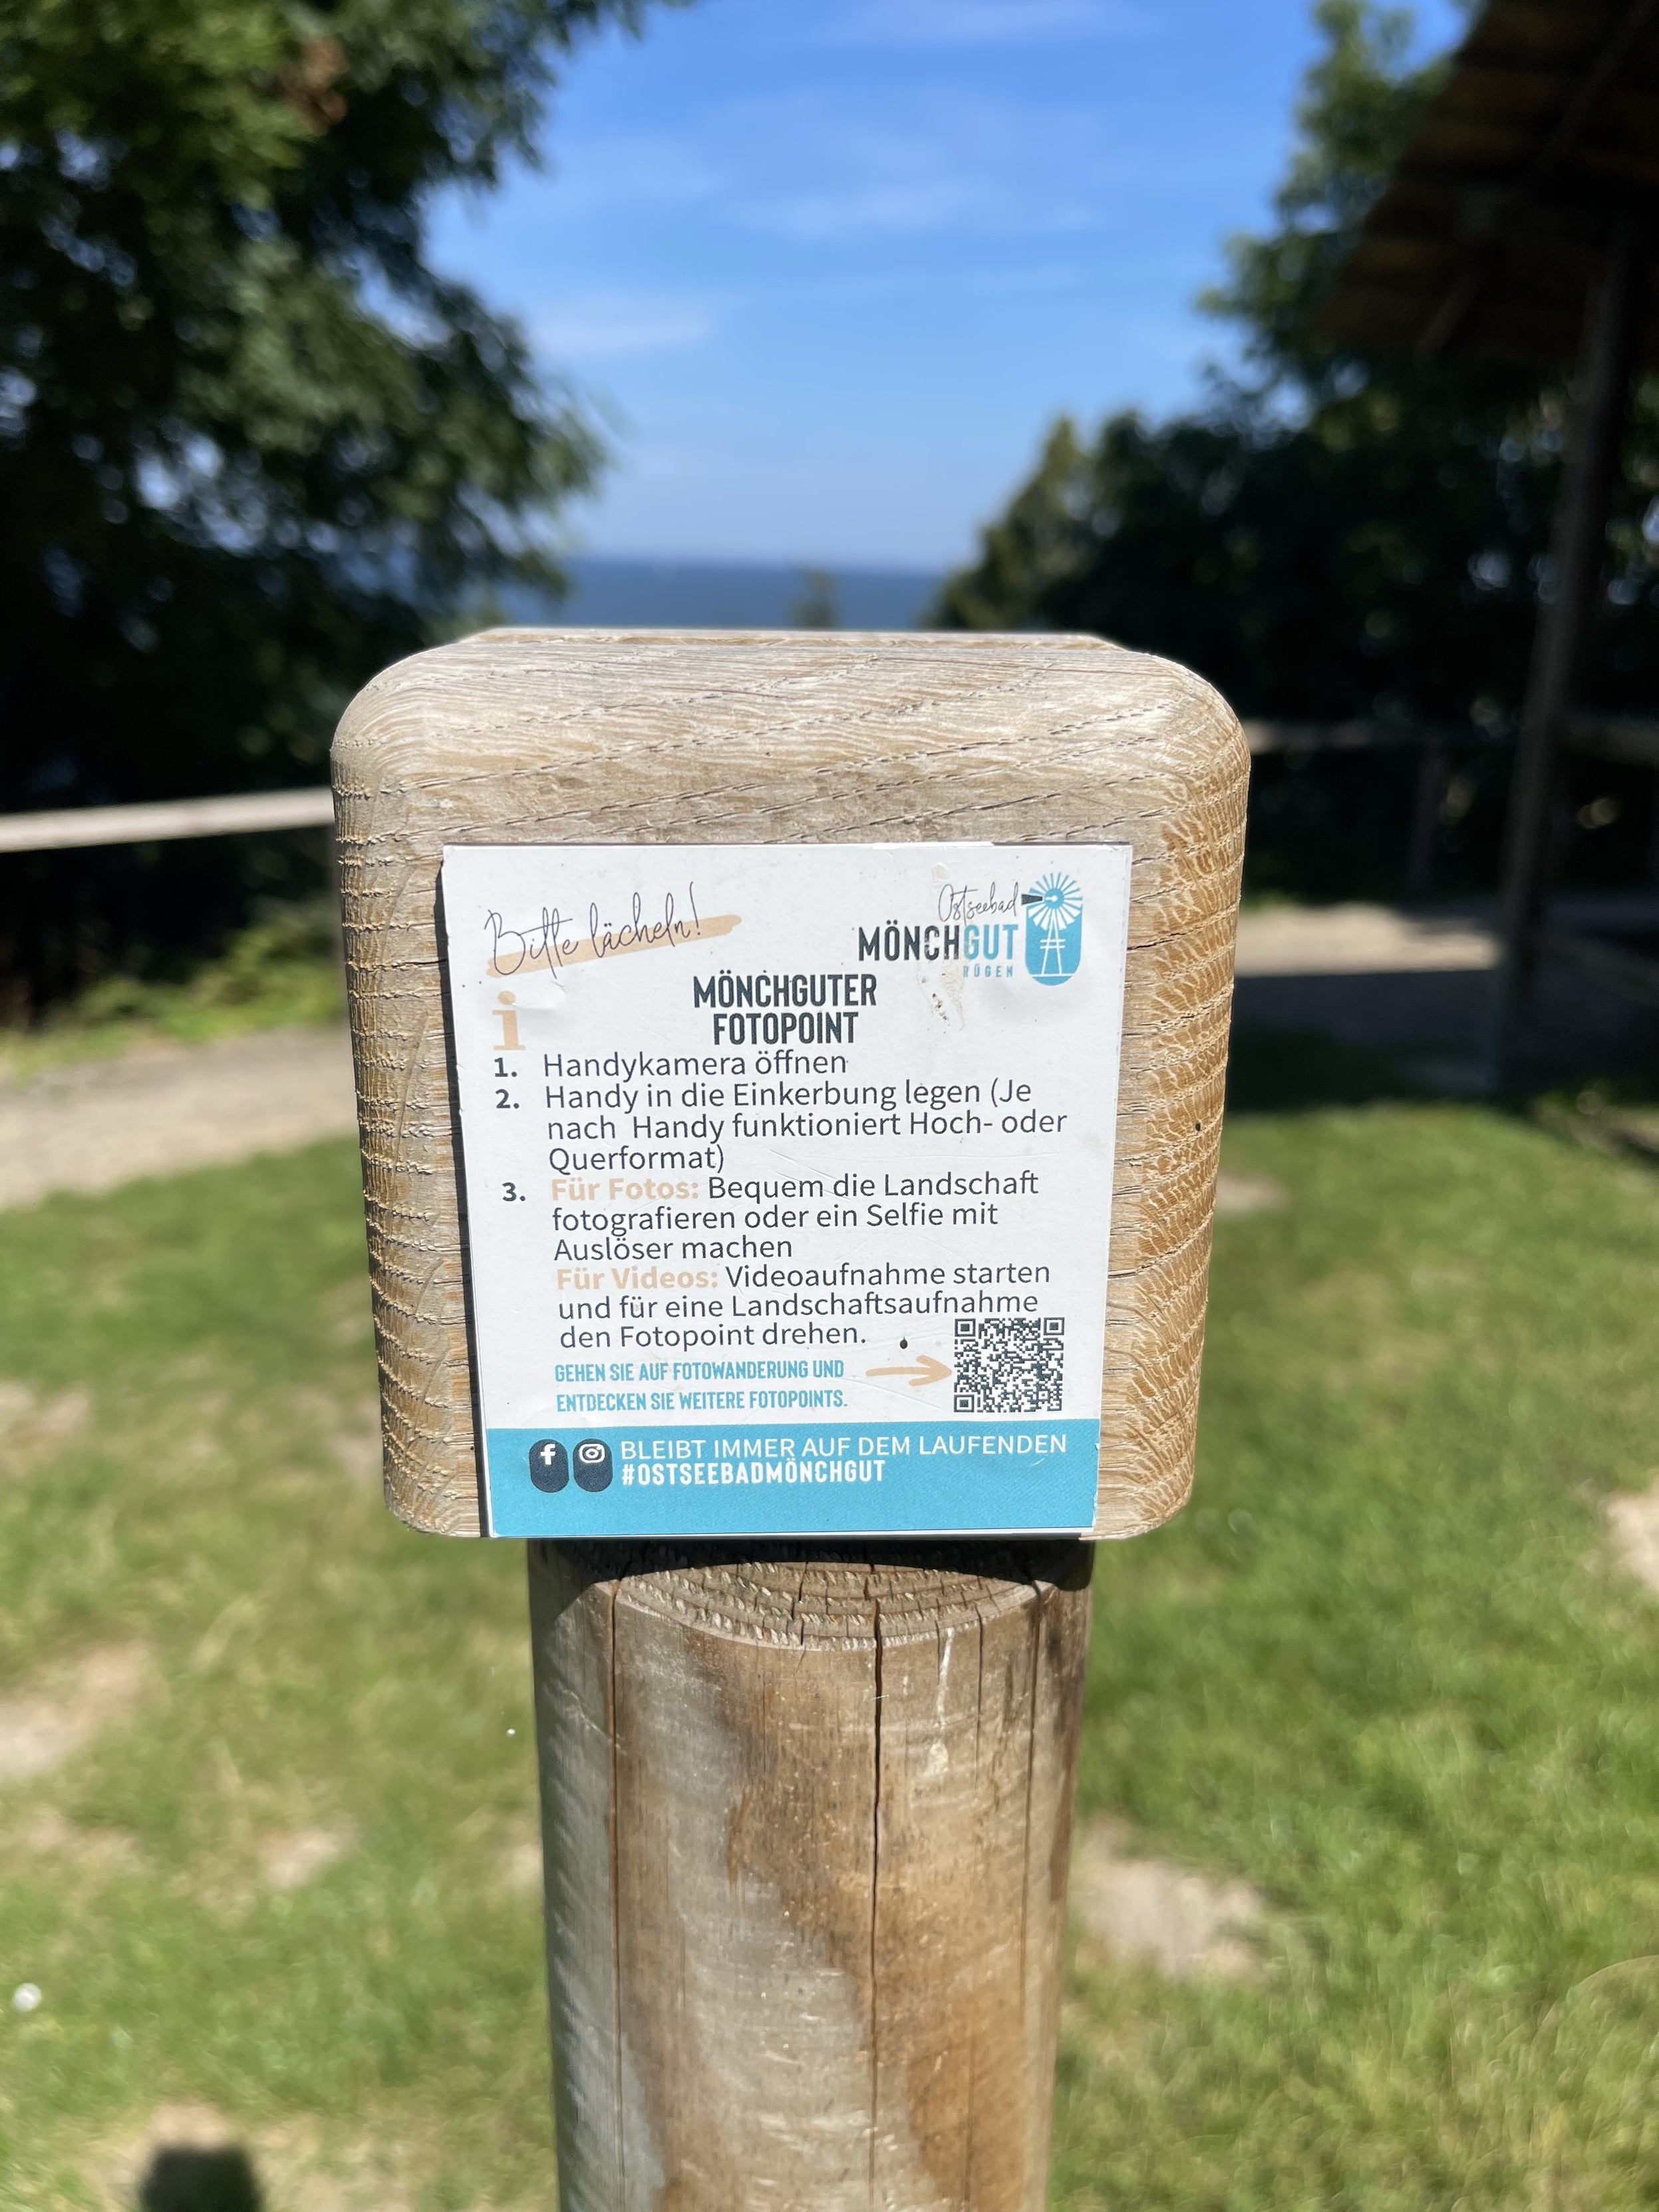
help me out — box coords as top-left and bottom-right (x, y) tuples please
(0, 1144), (543, 2210)
(1056, 1078), (1659, 2209)
(1, 1051), (1656, 2206)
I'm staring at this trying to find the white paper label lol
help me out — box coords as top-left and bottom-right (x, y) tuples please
(440, 842), (1130, 1537)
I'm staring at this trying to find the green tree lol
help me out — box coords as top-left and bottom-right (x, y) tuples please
(1, 0), (666, 1003)
(933, 1), (1659, 870)
(790, 567), (839, 629)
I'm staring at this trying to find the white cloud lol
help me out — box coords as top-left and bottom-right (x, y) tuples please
(532, 291), (718, 358)
(812, 0), (1152, 49)
(548, 129), (725, 216)
(550, 86), (1233, 245)
(736, 100), (1098, 239)
(567, 433), (1007, 567)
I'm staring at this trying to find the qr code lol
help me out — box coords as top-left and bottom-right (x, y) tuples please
(953, 1317), (1064, 1414)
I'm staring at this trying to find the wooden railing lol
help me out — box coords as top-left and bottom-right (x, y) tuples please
(0, 724), (1652, 1007)
(0, 786), (333, 854)
(1243, 713), (1659, 764)
(1, 717), (1653, 856)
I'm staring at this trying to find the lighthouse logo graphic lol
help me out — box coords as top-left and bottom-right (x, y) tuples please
(1022, 873), (1083, 985)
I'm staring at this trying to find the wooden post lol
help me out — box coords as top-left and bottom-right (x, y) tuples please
(333, 631), (1247, 2207)
(528, 1539), (1091, 2211)
(1487, 216), (1646, 1082)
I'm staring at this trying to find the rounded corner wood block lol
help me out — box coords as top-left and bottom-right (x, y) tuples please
(333, 629), (1247, 1541)
(526, 1537), (1094, 2212)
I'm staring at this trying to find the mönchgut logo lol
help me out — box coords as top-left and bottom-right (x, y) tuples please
(1022, 873), (1082, 985)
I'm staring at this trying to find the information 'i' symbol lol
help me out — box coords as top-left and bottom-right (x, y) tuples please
(1022, 873), (1083, 986)
(494, 991), (524, 1050)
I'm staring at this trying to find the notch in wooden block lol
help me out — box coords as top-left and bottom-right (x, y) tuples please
(331, 629), (1246, 1541)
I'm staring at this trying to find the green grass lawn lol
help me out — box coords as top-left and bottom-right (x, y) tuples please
(2, 1047), (1657, 2208)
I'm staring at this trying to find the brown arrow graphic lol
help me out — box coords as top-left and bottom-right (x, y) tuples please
(865, 1354), (953, 1388)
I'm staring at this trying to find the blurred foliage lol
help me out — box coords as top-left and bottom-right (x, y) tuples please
(0, 0), (668, 1009)
(790, 566), (839, 630)
(933, 1), (1659, 894)
(1244, 739), (1658, 904)
(0, 898), (345, 1082)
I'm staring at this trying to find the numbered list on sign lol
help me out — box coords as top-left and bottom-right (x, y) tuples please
(440, 842), (1130, 1537)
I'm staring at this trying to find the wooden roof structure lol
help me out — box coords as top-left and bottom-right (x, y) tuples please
(1318, 0), (1659, 1076)
(1320, 0), (1659, 365)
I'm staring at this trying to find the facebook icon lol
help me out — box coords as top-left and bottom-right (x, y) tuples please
(528, 1439), (569, 1492)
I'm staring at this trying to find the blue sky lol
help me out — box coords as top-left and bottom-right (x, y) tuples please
(428, 0), (1463, 571)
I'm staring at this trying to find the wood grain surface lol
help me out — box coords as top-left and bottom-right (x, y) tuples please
(527, 1537), (1093, 2212)
(332, 629), (1247, 1539)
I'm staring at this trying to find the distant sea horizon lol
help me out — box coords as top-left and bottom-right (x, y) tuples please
(493, 553), (949, 633)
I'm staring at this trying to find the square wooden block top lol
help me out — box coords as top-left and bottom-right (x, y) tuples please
(332, 629), (1247, 1539)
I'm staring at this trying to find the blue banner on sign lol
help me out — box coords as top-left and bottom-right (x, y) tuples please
(484, 1418), (1100, 1537)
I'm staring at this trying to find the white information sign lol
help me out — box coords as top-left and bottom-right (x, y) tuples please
(440, 842), (1131, 1537)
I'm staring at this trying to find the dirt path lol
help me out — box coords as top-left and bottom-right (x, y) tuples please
(2, 895), (1650, 1211)
(0, 1025), (357, 1209)
(1233, 893), (1659, 1074)
(1234, 901), (1499, 976)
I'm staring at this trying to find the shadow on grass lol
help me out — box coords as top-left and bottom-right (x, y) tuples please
(1225, 1025), (1432, 1116)
(139, 2146), (261, 2212)
(1227, 1023), (1659, 1176)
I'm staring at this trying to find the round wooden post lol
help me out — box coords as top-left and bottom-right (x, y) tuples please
(333, 629), (1245, 2207)
(527, 1539), (1092, 2212)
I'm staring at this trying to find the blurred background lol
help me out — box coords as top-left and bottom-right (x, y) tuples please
(3, 2), (1659, 2207)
